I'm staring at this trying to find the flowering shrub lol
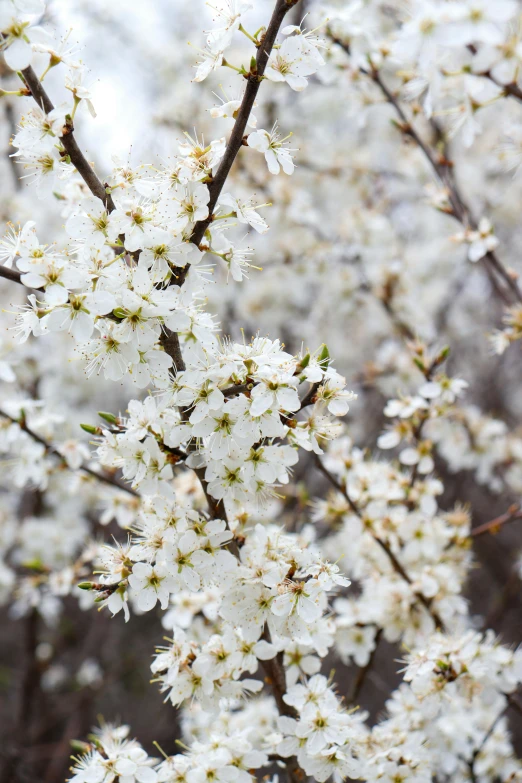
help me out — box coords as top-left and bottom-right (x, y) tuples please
(2, 1), (522, 782)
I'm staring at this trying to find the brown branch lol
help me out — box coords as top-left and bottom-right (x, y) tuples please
(260, 627), (303, 783)
(0, 265), (25, 286)
(157, 332), (242, 553)
(164, 0), (302, 291)
(20, 67), (115, 211)
(1, 67), (117, 293)
(159, 0), (304, 554)
(159, 328), (186, 374)
(470, 504), (522, 538)
(221, 383), (251, 397)
(189, 0), (301, 250)
(506, 693), (522, 719)
(0, 488), (43, 783)
(0, 609), (40, 783)
(0, 408), (139, 497)
(315, 455), (445, 630)
(329, 34), (522, 306)
(159, 0), (302, 418)
(347, 627), (383, 706)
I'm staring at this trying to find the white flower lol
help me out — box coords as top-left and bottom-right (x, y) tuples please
(64, 66), (97, 117)
(193, 45), (224, 82)
(247, 125), (297, 176)
(335, 623), (377, 667)
(265, 36), (318, 92)
(315, 375), (357, 417)
(160, 183), (210, 234)
(384, 396), (429, 419)
(44, 290), (116, 342)
(468, 218), (499, 262)
(205, 0), (253, 53)
(419, 377), (468, 403)
(399, 445), (434, 474)
(218, 193), (269, 234)
(0, 221), (35, 268)
(0, 7), (49, 70)
(128, 562), (178, 612)
(83, 321), (140, 381)
(271, 580), (322, 623)
(210, 96), (257, 128)
(110, 199), (156, 253)
(250, 370), (300, 416)
(165, 530), (209, 592)
(66, 197), (113, 250)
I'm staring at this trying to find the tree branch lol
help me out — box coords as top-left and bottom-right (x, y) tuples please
(347, 627), (383, 706)
(0, 408), (139, 497)
(261, 627), (303, 783)
(471, 503), (522, 538)
(189, 0), (301, 250)
(315, 455), (445, 630)
(20, 67), (116, 211)
(0, 265), (24, 286)
(329, 34), (522, 306)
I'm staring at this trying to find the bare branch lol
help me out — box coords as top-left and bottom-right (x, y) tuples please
(471, 503), (522, 538)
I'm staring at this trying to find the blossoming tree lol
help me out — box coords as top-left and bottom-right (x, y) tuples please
(2, 1), (522, 782)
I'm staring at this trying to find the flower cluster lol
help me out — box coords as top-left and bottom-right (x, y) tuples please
(2, 1), (522, 783)
(94, 339), (353, 505)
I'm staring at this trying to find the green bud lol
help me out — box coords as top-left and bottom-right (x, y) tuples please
(250, 56), (257, 72)
(77, 582), (94, 591)
(80, 423), (98, 434)
(299, 352), (311, 370)
(318, 343), (330, 369)
(70, 740), (91, 753)
(112, 307), (127, 319)
(413, 357), (425, 372)
(22, 558), (45, 571)
(98, 411), (118, 424)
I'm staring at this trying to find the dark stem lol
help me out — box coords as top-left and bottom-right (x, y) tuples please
(329, 34), (522, 306)
(347, 628), (383, 706)
(20, 67), (116, 211)
(315, 455), (445, 630)
(0, 408), (139, 497)
(471, 504), (522, 538)
(189, 0), (301, 250)
(260, 627), (304, 783)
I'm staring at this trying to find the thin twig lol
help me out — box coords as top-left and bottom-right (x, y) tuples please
(315, 455), (445, 630)
(471, 504), (522, 538)
(473, 703), (509, 761)
(189, 0), (301, 250)
(347, 627), (383, 706)
(329, 34), (522, 306)
(20, 67), (115, 210)
(0, 408), (139, 497)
